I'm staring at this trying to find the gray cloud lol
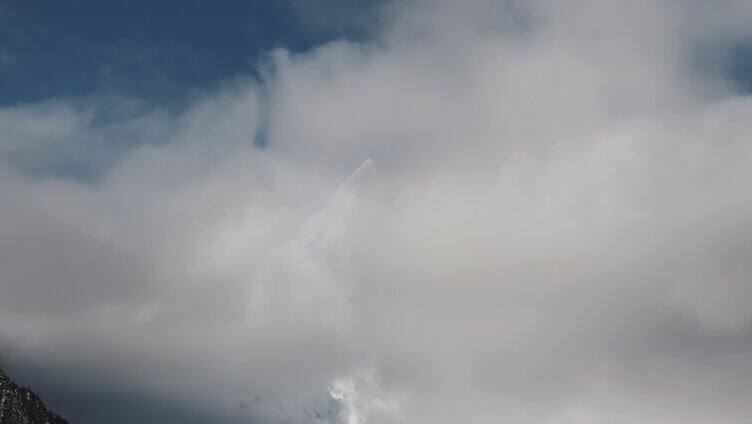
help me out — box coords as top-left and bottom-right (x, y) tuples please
(2, 1), (752, 423)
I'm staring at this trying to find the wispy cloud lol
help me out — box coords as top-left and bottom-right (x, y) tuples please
(2, 1), (752, 423)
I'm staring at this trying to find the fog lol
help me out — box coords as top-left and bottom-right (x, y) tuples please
(2, 1), (752, 422)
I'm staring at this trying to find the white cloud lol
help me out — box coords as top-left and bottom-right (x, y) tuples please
(3, 1), (752, 423)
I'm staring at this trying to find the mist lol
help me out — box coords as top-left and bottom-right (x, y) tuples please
(2, 1), (752, 423)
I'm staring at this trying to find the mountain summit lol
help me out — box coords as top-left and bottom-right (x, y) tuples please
(0, 368), (68, 424)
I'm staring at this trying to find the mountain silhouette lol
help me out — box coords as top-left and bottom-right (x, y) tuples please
(0, 368), (68, 424)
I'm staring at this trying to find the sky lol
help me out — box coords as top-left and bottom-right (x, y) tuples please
(0, 0), (379, 106)
(2, 1), (752, 423)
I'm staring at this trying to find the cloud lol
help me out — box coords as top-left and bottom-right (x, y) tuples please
(329, 370), (405, 424)
(2, 1), (752, 423)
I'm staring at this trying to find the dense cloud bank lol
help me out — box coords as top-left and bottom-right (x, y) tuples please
(3, 1), (752, 422)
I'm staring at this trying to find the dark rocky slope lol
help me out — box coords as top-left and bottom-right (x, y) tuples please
(0, 368), (68, 424)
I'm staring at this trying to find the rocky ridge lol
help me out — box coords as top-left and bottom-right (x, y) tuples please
(0, 368), (68, 424)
